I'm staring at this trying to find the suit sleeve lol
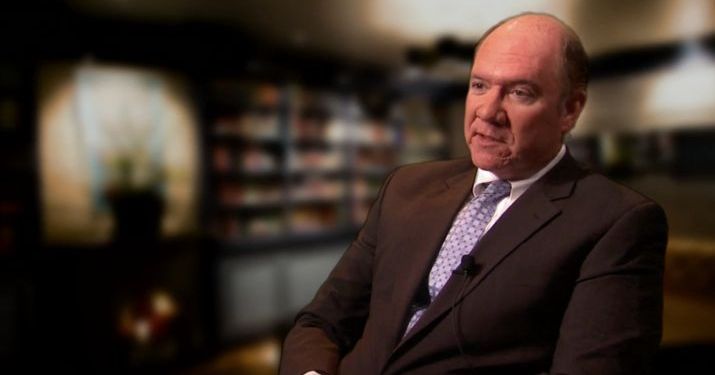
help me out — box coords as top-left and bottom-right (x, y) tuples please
(278, 171), (396, 375)
(550, 200), (668, 374)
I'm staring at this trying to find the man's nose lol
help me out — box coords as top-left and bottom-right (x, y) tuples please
(475, 90), (504, 124)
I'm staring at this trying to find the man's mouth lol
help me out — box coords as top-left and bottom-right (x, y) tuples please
(474, 132), (503, 143)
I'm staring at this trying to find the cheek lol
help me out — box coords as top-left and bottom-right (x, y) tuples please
(511, 109), (562, 150)
(464, 98), (475, 120)
(463, 100), (475, 136)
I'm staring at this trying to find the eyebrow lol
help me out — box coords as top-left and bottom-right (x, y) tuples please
(470, 74), (538, 86)
(470, 74), (539, 88)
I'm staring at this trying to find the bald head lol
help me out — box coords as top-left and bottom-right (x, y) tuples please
(475, 13), (589, 96)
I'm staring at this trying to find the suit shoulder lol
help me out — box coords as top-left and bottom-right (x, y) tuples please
(378, 159), (474, 197)
(575, 172), (664, 215)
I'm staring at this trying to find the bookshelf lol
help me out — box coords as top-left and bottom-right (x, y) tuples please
(206, 80), (374, 250)
(204, 76), (451, 252)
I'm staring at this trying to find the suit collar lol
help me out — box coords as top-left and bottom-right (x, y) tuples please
(532, 150), (585, 201)
(445, 165), (477, 190)
(384, 164), (476, 352)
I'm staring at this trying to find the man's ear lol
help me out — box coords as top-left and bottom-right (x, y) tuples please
(560, 89), (587, 133)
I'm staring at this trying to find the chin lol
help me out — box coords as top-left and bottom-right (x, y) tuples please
(470, 152), (508, 173)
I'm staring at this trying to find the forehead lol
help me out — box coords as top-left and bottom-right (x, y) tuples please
(472, 17), (564, 83)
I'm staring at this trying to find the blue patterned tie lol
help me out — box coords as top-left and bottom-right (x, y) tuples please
(404, 180), (511, 335)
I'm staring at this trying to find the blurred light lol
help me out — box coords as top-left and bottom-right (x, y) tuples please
(38, 62), (200, 244)
(118, 289), (179, 344)
(368, 0), (569, 43)
(643, 0), (715, 127)
(672, 0), (710, 39)
(258, 339), (280, 367)
(134, 318), (151, 343)
(151, 290), (177, 318)
(644, 41), (715, 128)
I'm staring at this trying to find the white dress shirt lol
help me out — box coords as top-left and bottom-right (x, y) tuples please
(473, 145), (566, 232)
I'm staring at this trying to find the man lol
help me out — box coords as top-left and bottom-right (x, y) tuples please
(280, 13), (667, 375)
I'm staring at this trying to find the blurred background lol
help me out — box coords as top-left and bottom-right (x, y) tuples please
(1, 0), (715, 373)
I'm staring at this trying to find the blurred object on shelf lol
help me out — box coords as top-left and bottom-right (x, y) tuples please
(217, 183), (283, 207)
(403, 125), (446, 149)
(240, 112), (281, 141)
(355, 119), (396, 146)
(246, 214), (284, 237)
(214, 212), (287, 242)
(325, 118), (349, 144)
(213, 113), (281, 141)
(351, 177), (383, 224)
(211, 81), (281, 110)
(213, 116), (241, 137)
(241, 146), (279, 174)
(293, 112), (328, 142)
(217, 183), (243, 206)
(391, 95), (449, 164)
(212, 146), (233, 172)
(356, 147), (396, 175)
(289, 206), (339, 234)
(253, 84), (282, 108)
(290, 177), (345, 203)
(288, 149), (344, 173)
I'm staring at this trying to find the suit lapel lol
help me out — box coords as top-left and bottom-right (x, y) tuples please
(383, 166), (476, 351)
(391, 153), (584, 356)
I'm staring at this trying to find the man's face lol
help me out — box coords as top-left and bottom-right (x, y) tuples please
(464, 16), (584, 180)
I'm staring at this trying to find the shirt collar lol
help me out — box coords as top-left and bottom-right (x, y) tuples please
(473, 145), (567, 199)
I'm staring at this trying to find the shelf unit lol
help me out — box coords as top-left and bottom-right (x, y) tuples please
(205, 79), (412, 250)
(391, 93), (451, 165)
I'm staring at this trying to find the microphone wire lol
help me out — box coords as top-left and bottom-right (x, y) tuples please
(451, 274), (471, 358)
(451, 255), (476, 371)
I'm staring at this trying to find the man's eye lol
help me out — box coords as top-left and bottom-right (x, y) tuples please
(471, 81), (486, 91)
(510, 88), (534, 101)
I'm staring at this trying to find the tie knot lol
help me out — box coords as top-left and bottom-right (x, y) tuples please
(479, 180), (511, 202)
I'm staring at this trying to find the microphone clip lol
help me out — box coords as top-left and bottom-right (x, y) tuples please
(453, 255), (478, 277)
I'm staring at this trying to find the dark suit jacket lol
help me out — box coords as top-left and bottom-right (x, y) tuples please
(280, 153), (668, 375)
